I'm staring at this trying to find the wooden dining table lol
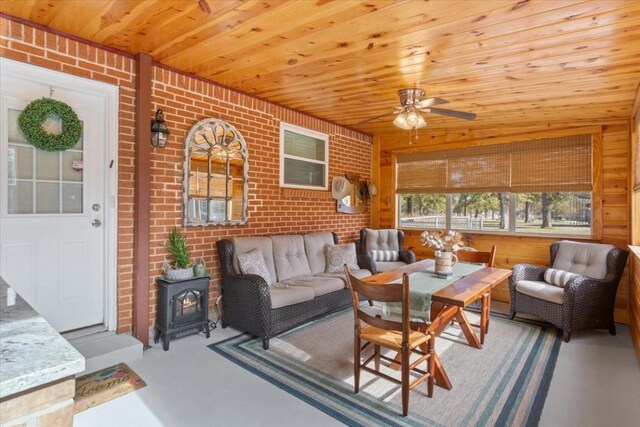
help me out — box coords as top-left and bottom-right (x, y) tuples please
(362, 259), (512, 390)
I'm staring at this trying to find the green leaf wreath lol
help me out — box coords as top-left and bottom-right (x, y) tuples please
(18, 98), (82, 152)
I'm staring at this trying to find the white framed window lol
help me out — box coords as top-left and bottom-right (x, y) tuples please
(280, 122), (328, 190)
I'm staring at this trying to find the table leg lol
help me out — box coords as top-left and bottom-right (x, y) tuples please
(454, 309), (482, 349)
(480, 292), (490, 345)
(432, 352), (452, 390)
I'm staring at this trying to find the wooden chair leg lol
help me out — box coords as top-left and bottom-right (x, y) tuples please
(374, 344), (380, 371)
(354, 334), (361, 393)
(401, 345), (410, 417)
(427, 333), (435, 398)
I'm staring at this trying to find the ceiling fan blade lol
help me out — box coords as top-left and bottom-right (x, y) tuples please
(357, 111), (395, 125)
(428, 107), (476, 120)
(416, 97), (449, 108)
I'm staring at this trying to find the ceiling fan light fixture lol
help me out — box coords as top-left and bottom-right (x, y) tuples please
(393, 113), (408, 128)
(416, 114), (427, 128)
(406, 110), (419, 126)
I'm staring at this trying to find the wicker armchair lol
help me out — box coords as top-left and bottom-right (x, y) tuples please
(509, 241), (628, 342)
(358, 228), (416, 274)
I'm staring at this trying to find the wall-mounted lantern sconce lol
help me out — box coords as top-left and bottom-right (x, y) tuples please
(151, 109), (169, 148)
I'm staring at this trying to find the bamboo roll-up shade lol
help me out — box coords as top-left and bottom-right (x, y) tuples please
(396, 134), (592, 194)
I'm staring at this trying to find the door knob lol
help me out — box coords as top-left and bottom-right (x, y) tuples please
(92, 219), (102, 228)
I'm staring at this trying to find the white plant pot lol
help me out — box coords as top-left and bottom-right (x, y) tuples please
(435, 252), (458, 277)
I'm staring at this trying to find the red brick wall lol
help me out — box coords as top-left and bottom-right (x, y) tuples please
(1, 18), (372, 333)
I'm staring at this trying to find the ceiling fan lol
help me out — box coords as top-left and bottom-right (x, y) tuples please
(359, 88), (476, 130)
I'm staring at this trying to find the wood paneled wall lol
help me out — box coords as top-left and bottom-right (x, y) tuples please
(374, 123), (631, 324)
(630, 92), (640, 359)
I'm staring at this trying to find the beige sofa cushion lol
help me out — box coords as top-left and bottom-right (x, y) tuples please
(270, 283), (315, 309)
(282, 276), (344, 297)
(365, 228), (400, 252)
(552, 241), (614, 280)
(303, 232), (335, 275)
(271, 235), (311, 281)
(516, 280), (564, 305)
(232, 237), (276, 285)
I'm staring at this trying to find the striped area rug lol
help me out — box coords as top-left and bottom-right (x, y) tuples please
(209, 309), (560, 427)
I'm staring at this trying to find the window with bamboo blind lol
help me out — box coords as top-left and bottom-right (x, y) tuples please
(396, 134), (598, 237)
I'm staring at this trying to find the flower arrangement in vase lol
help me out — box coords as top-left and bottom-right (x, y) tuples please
(421, 230), (464, 277)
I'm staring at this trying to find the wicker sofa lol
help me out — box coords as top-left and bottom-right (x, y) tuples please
(216, 232), (374, 349)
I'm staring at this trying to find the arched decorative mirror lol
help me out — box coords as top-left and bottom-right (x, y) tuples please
(183, 118), (248, 226)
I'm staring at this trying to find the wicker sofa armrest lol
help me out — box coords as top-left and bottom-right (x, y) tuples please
(216, 239), (272, 336)
(398, 250), (416, 264)
(357, 253), (377, 274)
(509, 264), (547, 289)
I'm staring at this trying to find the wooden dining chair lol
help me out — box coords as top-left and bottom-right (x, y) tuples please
(455, 245), (497, 344)
(455, 245), (497, 267)
(344, 265), (436, 417)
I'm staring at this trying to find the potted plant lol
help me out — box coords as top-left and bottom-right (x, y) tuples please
(163, 228), (194, 281)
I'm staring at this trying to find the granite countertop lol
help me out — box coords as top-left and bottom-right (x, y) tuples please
(0, 276), (85, 398)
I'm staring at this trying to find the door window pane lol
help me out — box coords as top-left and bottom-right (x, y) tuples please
(62, 151), (83, 181)
(62, 183), (82, 213)
(35, 182), (60, 213)
(36, 150), (60, 180)
(8, 181), (33, 214)
(7, 109), (27, 143)
(10, 145), (34, 180)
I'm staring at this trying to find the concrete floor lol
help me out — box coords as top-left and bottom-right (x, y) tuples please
(75, 305), (640, 427)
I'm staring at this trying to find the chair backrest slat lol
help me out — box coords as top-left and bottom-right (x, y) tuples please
(456, 245), (497, 267)
(345, 265), (410, 341)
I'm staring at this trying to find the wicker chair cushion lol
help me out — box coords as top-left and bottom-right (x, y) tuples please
(544, 268), (579, 287)
(365, 228), (401, 252)
(371, 250), (400, 262)
(237, 248), (273, 285)
(232, 236), (277, 284)
(552, 241), (614, 279)
(360, 325), (429, 350)
(516, 280), (564, 305)
(303, 232), (335, 275)
(271, 235), (312, 281)
(375, 261), (410, 272)
(325, 243), (359, 273)
(282, 276), (345, 296)
(269, 283), (315, 309)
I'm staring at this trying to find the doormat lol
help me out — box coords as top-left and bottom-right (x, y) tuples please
(74, 363), (146, 414)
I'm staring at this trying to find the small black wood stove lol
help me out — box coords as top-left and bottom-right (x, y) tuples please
(154, 276), (211, 351)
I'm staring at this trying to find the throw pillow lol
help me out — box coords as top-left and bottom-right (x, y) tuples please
(325, 243), (360, 273)
(544, 268), (579, 288)
(371, 250), (400, 262)
(237, 248), (272, 285)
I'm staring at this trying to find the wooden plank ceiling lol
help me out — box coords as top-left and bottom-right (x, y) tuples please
(3, 0), (640, 140)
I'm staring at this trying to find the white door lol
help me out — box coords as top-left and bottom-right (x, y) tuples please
(0, 64), (111, 332)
